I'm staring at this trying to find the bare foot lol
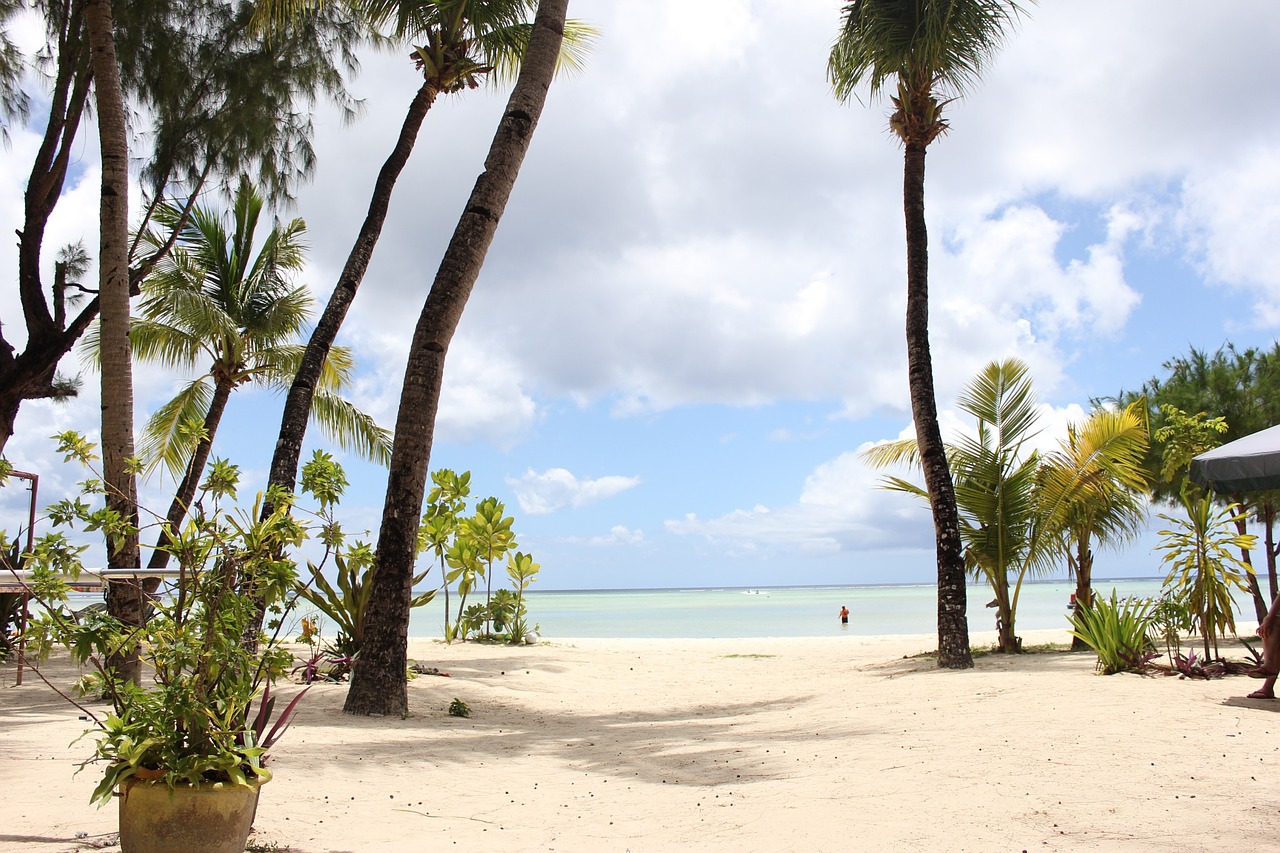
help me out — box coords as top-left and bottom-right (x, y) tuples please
(1247, 689), (1275, 700)
(1247, 666), (1279, 679)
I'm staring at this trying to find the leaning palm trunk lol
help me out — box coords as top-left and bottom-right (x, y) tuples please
(903, 143), (972, 669)
(266, 82), (439, 506)
(87, 0), (144, 682)
(147, 380), (234, 570)
(344, 0), (568, 717)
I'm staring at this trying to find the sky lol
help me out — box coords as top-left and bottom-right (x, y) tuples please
(3, 0), (1280, 591)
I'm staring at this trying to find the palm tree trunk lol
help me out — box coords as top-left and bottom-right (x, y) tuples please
(87, 0), (143, 683)
(1071, 535), (1094, 651)
(265, 82), (439, 506)
(902, 142), (972, 670)
(344, 0), (569, 717)
(148, 380), (234, 570)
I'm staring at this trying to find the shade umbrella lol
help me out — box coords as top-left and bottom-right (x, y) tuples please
(1189, 423), (1280, 493)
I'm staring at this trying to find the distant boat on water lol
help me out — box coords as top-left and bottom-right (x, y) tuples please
(742, 589), (769, 596)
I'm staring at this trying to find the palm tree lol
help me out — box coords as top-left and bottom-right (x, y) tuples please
(1036, 402), (1151, 650)
(343, 0), (567, 717)
(117, 180), (391, 569)
(868, 361), (1153, 653)
(829, 0), (1027, 669)
(865, 359), (1043, 653)
(257, 0), (592, 513)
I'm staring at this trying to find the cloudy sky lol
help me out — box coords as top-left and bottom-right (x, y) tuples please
(4, 0), (1280, 590)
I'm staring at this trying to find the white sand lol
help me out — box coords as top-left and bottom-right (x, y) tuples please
(3, 630), (1277, 852)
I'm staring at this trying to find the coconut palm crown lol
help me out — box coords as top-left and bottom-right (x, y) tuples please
(125, 179), (391, 484)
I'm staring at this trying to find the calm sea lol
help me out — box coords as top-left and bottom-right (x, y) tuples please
(404, 577), (1204, 640)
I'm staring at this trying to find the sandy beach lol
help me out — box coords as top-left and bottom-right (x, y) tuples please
(3, 629), (1277, 852)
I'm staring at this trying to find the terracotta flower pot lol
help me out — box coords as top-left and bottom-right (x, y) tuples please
(117, 777), (264, 853)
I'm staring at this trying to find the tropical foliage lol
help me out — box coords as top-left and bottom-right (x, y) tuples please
(1155, 495), (1256, 660)
(128, 180), (391, 482)
(865, 358), (1152, 653)
(1068, 590), (1157, 675)
(417, 469), (538, 643)
(1123, 343), (1280, 619)
(1038, 402), (1151, 649)
(10, 434), (325, 803)
(0, 0), (365, 454)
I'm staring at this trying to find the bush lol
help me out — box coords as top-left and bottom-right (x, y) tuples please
(1070, 590), (1158, 674)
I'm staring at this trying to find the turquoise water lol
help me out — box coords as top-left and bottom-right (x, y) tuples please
(405, 577), (1198, 640)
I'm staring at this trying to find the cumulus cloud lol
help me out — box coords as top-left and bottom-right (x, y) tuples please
(1177, 146), (1280, 323)
(666, 399), (1122, 561)
(561, 525), (647, 548)
(507, 468), (641, 515)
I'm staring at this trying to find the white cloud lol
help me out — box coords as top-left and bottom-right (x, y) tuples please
(1178, 145), (1280, 322)
(666, 396), (1127, 561)
(507, 467), (641, 515)
(563, 525), (646, 548)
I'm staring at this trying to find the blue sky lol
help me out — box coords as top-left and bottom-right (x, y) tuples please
(3, 1), (1280, 590)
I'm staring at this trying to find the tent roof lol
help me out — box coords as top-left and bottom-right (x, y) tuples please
(1190, 423), (1280, 493)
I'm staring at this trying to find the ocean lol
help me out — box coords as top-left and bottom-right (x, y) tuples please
(404, 577), (1204, 640)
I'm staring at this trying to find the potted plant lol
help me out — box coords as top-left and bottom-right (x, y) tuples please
(10, 436), (325, 853)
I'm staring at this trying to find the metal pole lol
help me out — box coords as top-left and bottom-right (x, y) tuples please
(5, 470), (38, 686)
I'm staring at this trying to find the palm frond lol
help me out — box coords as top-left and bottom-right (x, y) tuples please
(309, 392), (394, 466)
(139, 380), (215, 479)
(860, 437), (921, 469)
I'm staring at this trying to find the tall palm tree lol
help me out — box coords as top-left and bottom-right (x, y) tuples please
(1036, 402), (1151, 650)
(116, 180), (391, 569)
(343, 0), (567, 717)
(829, 0), (1027, 668)
(257, 0), (592, 512)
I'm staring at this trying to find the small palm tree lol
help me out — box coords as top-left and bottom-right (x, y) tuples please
(1036, 402), (1151, 650)
(102, 179), (391, 569)
(829, 0), (1029, 669)
(865, 358), (1043, 653)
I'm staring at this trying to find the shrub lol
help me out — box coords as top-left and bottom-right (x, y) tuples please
(1070, 590), (1158, 674)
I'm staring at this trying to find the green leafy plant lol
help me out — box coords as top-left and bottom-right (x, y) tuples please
(1149, 593), (1193, 667)
(13, 433), (331, 805)
(1069, 590), (1158, 674)
(426, 470), (539, 644)
(422, 469), (471, 642)
(448, 698), (471, 718)
(1156, 493), (1256, 661)
(294, 544), (434, 678)
(505, 551), (540, 643)
(467, 497), (516, 640)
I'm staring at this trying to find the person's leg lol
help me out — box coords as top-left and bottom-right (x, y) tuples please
(1251, 622), (1280, 677)
(1248, 674), (1276, 700)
